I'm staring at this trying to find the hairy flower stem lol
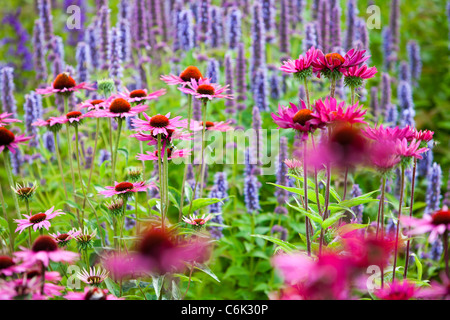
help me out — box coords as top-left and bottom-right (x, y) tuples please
(179, 95), (193, 222)
(74, 126), (88, 228)
(157, 134), (164, 229)
(304, 78), (311, 109)
(40, 262), (46, 295)
(0, 184), (14, 255)
(303, 138), (311, 256)
(392, 165), (405, 282)
(378, 177), (387, 288)
(109, 119), (115, 183)
(163, 142), (169, 218)
(404, 159), (417, 279)
(82, 118), (100, 211)
(3, 152), (20, 219)
(330, 78), (337, 98)
(199, 100), (208, 197)
(25, 199), (31, 247)
(65, 123), (81, 226)
(311, 135), (322, 215)
(351, 86), (356, 105)
(135, 194), (139, 234)
(53, 132), (69, 199)
(112, 118), (123, 183)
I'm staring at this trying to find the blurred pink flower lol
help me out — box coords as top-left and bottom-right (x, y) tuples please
(65, 287), (123, 300)
(314, 97), (367, 125)
(0, 127), (33, 154)
(374, 280), (420, 300)
(401, 208), (450, 243)
(0, 112), (21, 127)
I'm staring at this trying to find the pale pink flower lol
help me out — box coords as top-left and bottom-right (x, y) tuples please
(14, 206), (65, 233)
(395, 138), (428, 159)
(64, 287), (123, 300)
(400, 208), (450, 243)
(77, 267), (109, 286)
(130, 128), (192, 146)
(92, 97), (149, 118)
(178, 78), (233, 101)
(160, 66), (204, 86)
(131, 112), (186, 136)
(183, 214), (213, 226)
(36, 73), (95, 96)
(0, 255), (26, 276)
(114, 88), (166, 104)
(0, 112), (21, 127)
(49, 229), (82, 247)
(99, 181), (157, 198)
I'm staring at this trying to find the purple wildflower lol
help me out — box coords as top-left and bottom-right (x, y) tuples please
(75, 42), (91, 84)
(224, 54), (236, 115)
(209, 6), (224, 48)
(24, 91), (43, 147)
(271, 225), (288, 241)
(236, 42), (247, 110)
(397, 80), (415, 128)
(407, 41), (422, 86)
(206, 58), (220, 84)
(0, 67), (17, 117)
(279, 0), (290, 54)
(317, 0), (329, 53)
(350, 184), (364, 223)
(250, 1), (266, 87)
(226, 7), (242, 50)
(32, 19), (47, 81)
(99, 6), (111, 70)
(303, 22), (318, 52)
(252, 67), (269, 112)
(109, 27), (123, 90)
(275, 136), (288, 215)
(424, 162), (442, 216)
(345, 0), (357, 51)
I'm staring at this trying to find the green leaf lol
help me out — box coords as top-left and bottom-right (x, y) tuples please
(171, 280), (181, 300)
(322, 213), (346, 229)
(64, 200), (82, 211)
(251, 234), (297, 252)
(117, 148), (129, 165)
(286, 201), (323, 225)
(182, 198), (224, 215)
(104, 278), (120, 297)
(337, 223), (368, 235)
(152, 274), (165, 299)
(337, 191), (379, 208)
(193, 262), (220, 283)
(411, 253), (423, 281)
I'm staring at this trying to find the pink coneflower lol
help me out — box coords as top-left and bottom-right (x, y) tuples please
(0, 276), (64, 300)
(14, 235), (79, 267)
(14, 206), (65, 233)
(395, 138), (428, 160)
(49, 111), (94, 126)
(77, 99), (108, 111)
(271, 100), (323, 141)
(0, 255), (26, 276)
(279, 47), (321, 80)
(178, 78), (233, 101)
(36, 72), (95, 96)
(49, 229), (82, 247)
(368, 138), (401, 173)
(0, 127), (33, 154)
(191, 120), (234, 132)
(183, 214), (213, 227)
(314, 97), (368, 125)
(374, 280), (420, 300)
(99, 181), (157, 198)
(136, 148), (192, 161)
(0, 112), (21, 127)
(31, 118), (63, 133)
(412, 129), (434, 143)
(77, 267), (109, 286)
(160, 66), (204, 86)
(131, 129), (192, 146)
(131, 112), (186, 137)
(362, 124), (414, 142)
(284, 159), (303, 170)
(342, 64), (378, 88)
(93, 97), (149, 119)
(64, 287), (123, 300)
(419, 273), (450, 300)
(312, 49), (370, 79)
(401, 208), (450, 243)
(115, 88), (166, 104)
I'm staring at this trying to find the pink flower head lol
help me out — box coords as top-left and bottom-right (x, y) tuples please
(374, 280), (420, 300)
(92, 97), (149, 118)
(99, 181), (157, 198)
(178, 78), (233, 101)
(49, 110), (93, 126)
(279, 47), (321, 79)
(401, 208), (450, 243)
(284, 159), (303, 170)
(183, 214), (213, 226)
(271, 100), (323, 141)
(190, 120), (234, 132)
(14, 206), (65, 233)
(49, 228), (82, 247)
(77, 99), (108, 111)
(412, 129), (434, 143)
(36, 72), (95, 96)
(31, 118), (63, 133)
(130, 129), (192, 146)
(312, 49), (370, 79)
(419, 273), (450, 300)
(136, 147), (192, 161)
(368, 138), (401, 173)
(0, 112), (21, 127)
(14, 235), (79, 267)
(65, 287), (123, 300)
(342, 64), (378, 79)
(131, 112), (186, 137)
(0, 255), (26, 276)
(314, 97), (367, 125)
(395, 138), (429, 160)
(362, 124), (415, 142)
(77, 267), (109, 286)
(160, 66), (204, 86)
(0, 127), (33, 154)
(115, 88), (166, 104)
(0, 276), (64, 300)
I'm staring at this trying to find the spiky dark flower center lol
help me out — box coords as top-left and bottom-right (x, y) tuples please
(32, 236), (58, 252)
(17, 187), (33, 196)
(129, 89), (147, 98)
(325, 53), (345, 67)
(180, 66), (203, 82)
(155, 148), (173, 158)
(292, 109), (314, 126)
(114, 182), (134, 192)
(196, 84), (215, 96)
(29, 213), (47, 224)
(53, 73), (76, 90)
(150, 115), (170, 128)
(109, 98), (131, 114)
(431, 210), (450, 226)
(91, 99), (104, 106)
(56, 234), (70, 242)
(193, 218), (205, 225)
(84, 288), (107, 300)
(0, 127), (15, 146)
(66, 111), (82, 119)
(26, 270), (41, 279)
(87, 276), (103, 284)
(0, 256), (14, 270)
(200, 121), (215, 128)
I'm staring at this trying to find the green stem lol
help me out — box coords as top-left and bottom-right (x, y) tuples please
(392, 165), (405, 282)
(304, 78), (311, 109)
(351, 86), (356, 105)
(163, 142), (169, 218)
(3, 151), (20, 219)
(157, 134), (164, 228)
(199, 99), (208, 198)
(330, 78), (337, 99)
(109, 119), (115, 183)
(0, 184), (14, 255)
(53, 131), (69, 199)
(404, 158), (417, 279)
(65, 123), (81, 227)
(74, 126), (89, 229)
(112, 118), (123, 183)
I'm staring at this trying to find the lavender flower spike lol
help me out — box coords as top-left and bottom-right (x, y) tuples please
(226, 7), (242, 50)
(0, 67), (18, 117)
(424, 162), (442, 216)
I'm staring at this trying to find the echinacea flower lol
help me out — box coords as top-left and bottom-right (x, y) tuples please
(64, 287), (123, 300)
(0, 112), (21, 127)
(36, 72), (95, 96)
(367, 138), (401, 174)
(12, 182), (38, 201)
(115, 88), (166, 104)
(0, 127), (33, 154)
(279, 46), (321, 80)
(77, 267), (109, 287)
(0, 276), (64, 300)
(178, 78), (233, 101)
(183, 214), (213, 227)
(412, 129), (434, 143)
(191, 120), (234, 132)
(271, 100), (323, 141)
(0, 255), (26, 276)
(401, 208), (450, 243)
(99, 181), (157, 199)
(362, 125), (414, 142)
(49, 229), (82, 247)
(395, 138), (428, 160)
(136, 148), (192, 161)
(14, 206), (65, 233)
(92, 98), (149, 119)
(77, 99), (108, 111)
(131, 112), (186, 137)
(343, 64), (378, 88)
(49, 111), (94, 127)
(131, 129), (192, 146)
(374, 280), (420, 300)
(160, 66), (204, 86)
(73, 227), (97, 251)
(105, 198), (125, 216)
(31, 118), (63, 133)
(284, 159), (303, 170)
(419, 273), (450, 300)
(14, 235), (79, 267)
(312, 49), (370, 80)
(314, 97), (367, 125)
